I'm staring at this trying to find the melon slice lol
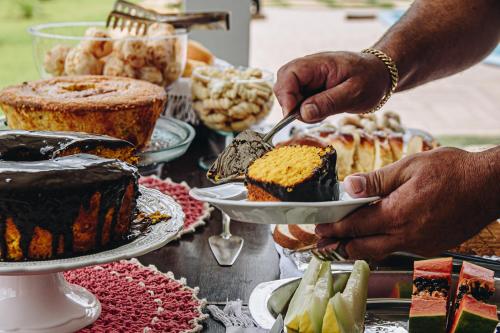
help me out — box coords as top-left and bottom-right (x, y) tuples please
(322, 293), (355, 333)
(332, 273), (349, 295)
(322, 260), (370, 333)
(341, 260), (370, 331)
(449, 294), (499, 333)
(408, 298), (447, 333)
(285, 258), (333, 333)
(285, 257), (322, 332)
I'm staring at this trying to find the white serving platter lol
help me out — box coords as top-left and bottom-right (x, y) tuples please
(189, 182), (379, 224)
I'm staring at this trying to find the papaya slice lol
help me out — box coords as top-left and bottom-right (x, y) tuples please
(408, 258), (452, 333)
(453, 262), (495, 313)
(449, 294), (498, 333)
(408, 298), (447, 333)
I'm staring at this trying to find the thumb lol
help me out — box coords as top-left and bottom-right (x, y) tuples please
(344, 162), (407, 198)
(299, 79), (356, 123)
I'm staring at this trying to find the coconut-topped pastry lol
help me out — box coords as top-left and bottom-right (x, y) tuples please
(245, 145), (339, 202)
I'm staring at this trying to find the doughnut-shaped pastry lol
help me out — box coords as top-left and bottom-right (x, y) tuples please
(0, 75), (167, 149)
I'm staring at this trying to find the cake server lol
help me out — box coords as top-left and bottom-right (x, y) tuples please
(207, 109), (300, 184)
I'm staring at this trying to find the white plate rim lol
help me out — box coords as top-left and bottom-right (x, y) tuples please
(189, 182), (380, 208)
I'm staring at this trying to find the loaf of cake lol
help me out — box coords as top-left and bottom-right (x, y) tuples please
(0, 130), (139, 261)
(246, 145), (339, 202)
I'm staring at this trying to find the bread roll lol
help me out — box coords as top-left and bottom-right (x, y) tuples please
(406, 135), (424, 156)
(187, 40), (214, 65)
(353, 132), (375, 174)
(288, 224), (318, 244)
(373, 132), (394, 170)
(182, 59), (206, 77)
(273, 225), (304, 250)
(388, 134), (404, 161)
(326, 132), (355, 180)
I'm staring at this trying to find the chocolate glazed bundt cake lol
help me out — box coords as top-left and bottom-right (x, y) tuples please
(246, 145), (339, 202)
(0, 130), (139, 261)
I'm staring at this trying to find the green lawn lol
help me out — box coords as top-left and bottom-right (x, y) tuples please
(0, 0), (115, 89)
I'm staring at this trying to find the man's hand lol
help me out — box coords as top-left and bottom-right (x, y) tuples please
(315, 147), (500, 261)
(273, 52), (391, 122)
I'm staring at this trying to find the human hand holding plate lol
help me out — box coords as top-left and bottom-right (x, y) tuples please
(316, 147), (500, 261)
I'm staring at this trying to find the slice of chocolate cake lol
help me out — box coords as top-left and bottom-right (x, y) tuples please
(245, 145), (339, 202)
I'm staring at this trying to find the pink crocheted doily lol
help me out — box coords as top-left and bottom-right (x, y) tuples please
(65, 259), (208, 333)
(139, 176), (212, 237)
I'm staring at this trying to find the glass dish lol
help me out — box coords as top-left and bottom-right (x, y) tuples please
(29, 21), (187, 88)
(191, 65), (274, 132)
(138, 117), (195, 167)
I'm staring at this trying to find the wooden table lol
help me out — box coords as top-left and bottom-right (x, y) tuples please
(139, 129), (281, 332)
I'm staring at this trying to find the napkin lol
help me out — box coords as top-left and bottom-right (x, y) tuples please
(208, 300), (267, 333)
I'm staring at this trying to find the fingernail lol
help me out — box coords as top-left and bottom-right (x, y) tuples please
(345, 175), (366, 195)
(303, 103), (319, 120)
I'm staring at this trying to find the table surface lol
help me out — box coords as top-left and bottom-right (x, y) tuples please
(135, 128), (500, 333)
(139, 128), (281, 332)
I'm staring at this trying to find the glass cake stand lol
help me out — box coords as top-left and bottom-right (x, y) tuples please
(0, 186), (184, 333)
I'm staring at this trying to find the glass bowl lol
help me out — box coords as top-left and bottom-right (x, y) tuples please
(191, 65), (274, 132)
(29, 21), (187, 88)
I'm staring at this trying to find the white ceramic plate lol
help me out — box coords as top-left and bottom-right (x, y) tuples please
(0, 186), (184, 274)
(189, 183), (379, 224)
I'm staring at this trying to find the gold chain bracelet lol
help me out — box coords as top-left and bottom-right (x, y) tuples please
(361, 48), (399, 113)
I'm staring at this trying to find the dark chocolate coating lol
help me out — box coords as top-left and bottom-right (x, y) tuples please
(246, 148), (339, 202)
(0, 130), (134, 161)
(0, 130), (139, 261)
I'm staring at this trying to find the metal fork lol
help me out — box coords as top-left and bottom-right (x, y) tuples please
(291, 242), (348, 262)
(106, 0), (230, 35)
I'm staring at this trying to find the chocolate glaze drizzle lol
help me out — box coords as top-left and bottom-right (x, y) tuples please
(0, 131), (139, 261)
(0, 130), (134, 161)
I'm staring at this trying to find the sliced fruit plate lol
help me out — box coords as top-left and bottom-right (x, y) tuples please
(189, 182), (379, 224)
(249, 268), (500, 332)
